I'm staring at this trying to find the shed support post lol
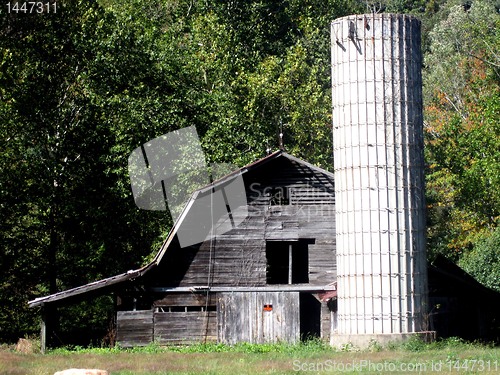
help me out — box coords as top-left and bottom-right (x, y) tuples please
(40, 305), (47, 354)
(40, 303), (56, 353)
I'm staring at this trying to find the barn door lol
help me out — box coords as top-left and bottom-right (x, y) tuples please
(217, 292), (299, 344)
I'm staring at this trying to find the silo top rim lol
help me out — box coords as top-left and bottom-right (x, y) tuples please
(331, 13), (420, 25)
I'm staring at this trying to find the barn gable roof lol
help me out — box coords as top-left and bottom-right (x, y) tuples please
(28, 151), (335, 308)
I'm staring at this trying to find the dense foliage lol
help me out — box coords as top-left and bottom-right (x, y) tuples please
(460, 226), (500, 292)
(0, 0), (498, 344)
(424, 0), (500, 258)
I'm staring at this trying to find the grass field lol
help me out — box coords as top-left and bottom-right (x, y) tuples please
(2, 338), (500, 374)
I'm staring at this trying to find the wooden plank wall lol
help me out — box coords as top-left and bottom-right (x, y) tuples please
(116, 310), (153, 347)
(154, 311), (217, 344)
(116, 293), (335, 346)
(218, 292), (300, 344)
(127, 157), (338, 345)
(117, 304), (217, 346)
(159, 158), (337, 289)
(152, 293), (217, 344)
(153, 293), (216, 307)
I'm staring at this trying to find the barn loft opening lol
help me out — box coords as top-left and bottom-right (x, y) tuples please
(266, 240), (310, 284)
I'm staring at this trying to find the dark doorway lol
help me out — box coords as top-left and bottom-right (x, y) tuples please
(300, 293), (321, 340)
(266, 240), (311, 284)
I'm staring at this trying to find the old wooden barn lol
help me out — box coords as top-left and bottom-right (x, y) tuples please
(30, 151), (339, 348)
(29, 151), (500, 350)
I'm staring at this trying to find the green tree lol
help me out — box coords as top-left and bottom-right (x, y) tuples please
(3, 0), (442, 345)
(460, 227), (500, 292)
(184, 0), (363, 168)
(424, 0), (500, 258)
(0, 0), (174, 342)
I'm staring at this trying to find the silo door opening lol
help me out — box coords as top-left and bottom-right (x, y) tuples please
(299, 293), (321, 340)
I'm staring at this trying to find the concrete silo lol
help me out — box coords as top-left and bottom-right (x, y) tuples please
(331, 14), (430, 345)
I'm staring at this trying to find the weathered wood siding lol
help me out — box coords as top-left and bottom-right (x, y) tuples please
(122, 155), (337, 346)
(116, 310), (153, 347)
(116, 302), (217, 346)
(152, 293), (217, 344)
(151, 157), (336, 289)
(154, 311), (217, 344)
(217, 292), (300, 344)
(116, 292), (335, 346)
(153, 293), (216, 307)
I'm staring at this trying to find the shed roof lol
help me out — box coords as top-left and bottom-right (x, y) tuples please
(28, 269), (149, 308)
(28, 151), (335, 308)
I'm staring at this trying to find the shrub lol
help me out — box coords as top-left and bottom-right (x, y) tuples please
(460, 227), (500, 292)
